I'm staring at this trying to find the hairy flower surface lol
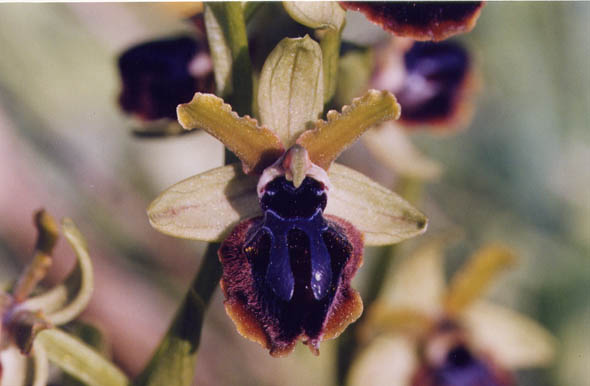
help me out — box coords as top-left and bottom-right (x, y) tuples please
(148, 85), (428, 355)
(0, 210), (96, 386)
(340, 2), (484, 42)
(348, 239), (555, 386)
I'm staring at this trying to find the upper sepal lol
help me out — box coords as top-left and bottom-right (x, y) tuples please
(258, 35), (324, 147)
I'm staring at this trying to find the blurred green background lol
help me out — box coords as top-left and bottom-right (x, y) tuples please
(0, 3), (588, 386)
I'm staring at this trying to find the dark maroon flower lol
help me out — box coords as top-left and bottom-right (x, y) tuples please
(118, 36), (214, 122)
(219, 170), (364, 356)
(341, 2), (484, 41)
(148, 90), (427, 356)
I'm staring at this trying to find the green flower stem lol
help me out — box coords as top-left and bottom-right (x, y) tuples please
(206, 2), (253, 116)
(336, 176), (424, 384)
(134, 243), (222, 386)
(319, 27), (341, 105)
(137, 4), (254, 384)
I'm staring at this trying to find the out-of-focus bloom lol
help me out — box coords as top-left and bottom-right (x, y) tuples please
(340, 2), (484, 42)
(118, 35), (214, 125)
(361, 38), (478, 181)
(0, 210), (95, 386)
(372, 39), (477, 132)
(348, 239), (556, 386)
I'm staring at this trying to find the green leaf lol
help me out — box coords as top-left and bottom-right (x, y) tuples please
(37, 328), (129, 386)
(177, 93), (284, 174)
(258, 35), (324, 146)
(283, 2), (345, 30)
(297, 90), (401, 170)
(21, 219), (94, 326)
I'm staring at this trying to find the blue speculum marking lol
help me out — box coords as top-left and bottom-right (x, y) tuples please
(246, 176), (333, 301)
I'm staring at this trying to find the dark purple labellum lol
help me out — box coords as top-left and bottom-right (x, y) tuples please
(397, 41), (470, 126)
(118, 36), (214, 121)
(256, 176), (332, 301)
(220, 176), (363, 356)
(412, 322), (514, 386)
(341, 2), (484, 42)
(435, 345), (510, 386)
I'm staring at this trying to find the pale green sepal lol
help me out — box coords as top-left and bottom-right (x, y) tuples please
(283, 2), (345, 30)
(37, 329), (129, 386)
(283, 2), (345, 103)
(204, 4), (233, 97)
(177, 93), (284, 174)
(363, 123), (443, 180)
(32, 341), (49, 386)
(147, 164), (261, 242)
(347, 335), (417, 386)
(0, 346), (27, 386)
(463, 301), (556, 369)
(21, 219), (94, 326)
(258, 35), (324, 147)
(325, 163), (427, 246)
(297, 90), (401, 170)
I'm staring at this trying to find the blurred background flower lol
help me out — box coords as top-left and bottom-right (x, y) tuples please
(0, 3), (589, 385)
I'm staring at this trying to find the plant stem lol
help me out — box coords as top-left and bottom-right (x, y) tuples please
(134, 243), (222, 386)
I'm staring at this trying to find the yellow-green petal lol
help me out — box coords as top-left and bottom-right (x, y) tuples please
(297, 90), (401, 170)
(177, 93), (284, 174)
(258, 35), (324, 147)
(147, 164), (261, 242)
(13, 210), (58, 302)
(444, 244), (516, 315)
(21, 219), (94, 326)
(380, 238), (447, 315)
(325, 163), (427, 245)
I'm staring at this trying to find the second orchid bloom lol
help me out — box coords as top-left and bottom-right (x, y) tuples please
(148, 35), (427, 356)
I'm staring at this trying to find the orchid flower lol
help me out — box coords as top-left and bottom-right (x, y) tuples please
(147, 35), (427, 357)
(0, 210), (127, 386)
(348, 239), (556, 386)
(340, 2), (485, 42)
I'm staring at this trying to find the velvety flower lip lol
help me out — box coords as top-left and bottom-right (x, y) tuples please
(118, 36), (214, 122)
(340, 2), (484, 42)
(148, 87), (428, 356)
